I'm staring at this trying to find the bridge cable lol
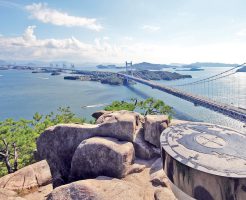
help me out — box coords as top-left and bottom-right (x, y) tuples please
(172, 63), (246, 87)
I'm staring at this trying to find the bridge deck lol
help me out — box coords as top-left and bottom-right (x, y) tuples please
(118, 73), (246, 123)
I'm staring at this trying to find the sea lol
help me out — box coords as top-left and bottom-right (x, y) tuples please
(0, 67), (245, 133)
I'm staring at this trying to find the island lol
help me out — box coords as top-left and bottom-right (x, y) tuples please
(64, 70), (192, 86)
(96, 62), (177, 70)
(0, 66), (8, 70)
(176, 67), (204, 71)
(32, 68), (63, 74)
(96, 64), (123, 69)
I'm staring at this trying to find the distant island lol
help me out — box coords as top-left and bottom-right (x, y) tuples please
(96, 62), (237, 71)
(96, 64), (123, 69)
(176, 67), (204, 72)
(64, 70), (192, 86)
(0, 66), (8, 70)
(96, 62), (176, 70)
(188, 62), (238, 68)
(32, 68), (62, 74)
(237, 66), (246, 72)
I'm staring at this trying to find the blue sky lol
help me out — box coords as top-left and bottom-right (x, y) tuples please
(0, 0), (246, 64)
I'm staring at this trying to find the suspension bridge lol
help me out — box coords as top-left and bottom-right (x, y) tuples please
(117, 62), (246, 123)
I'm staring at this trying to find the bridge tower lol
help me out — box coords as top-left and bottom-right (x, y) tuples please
(124, 61), (133, 85)
(125, 61), (133, 75)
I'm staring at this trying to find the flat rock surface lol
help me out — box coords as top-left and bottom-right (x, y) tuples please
(0, 188), (26, 200)
(154, 187), (177, 200)
(47, 177), (147, 200)
(22, 184), (53, 200)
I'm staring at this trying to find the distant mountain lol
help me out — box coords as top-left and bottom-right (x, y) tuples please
(96, 62), (176, 70)
(189, 62), (238, 67)
(132, 62), (175, 70)
(96, 64), (124, 69)
(237, 66), (246, 72)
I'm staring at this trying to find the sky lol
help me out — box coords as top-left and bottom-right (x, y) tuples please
(0, 0), (246, 64)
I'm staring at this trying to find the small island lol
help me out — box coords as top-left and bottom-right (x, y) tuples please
(64, 70), (192, 86)
(176, 67), (204, 72)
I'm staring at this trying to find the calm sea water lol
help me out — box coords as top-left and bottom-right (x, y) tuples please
(0, 67), (245, 133)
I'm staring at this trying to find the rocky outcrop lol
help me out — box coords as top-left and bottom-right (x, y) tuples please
(69, 137), (134, 181)
(25, 110), (177, 199)
(37, 110), (147, 187)
(0, 160), (51, 194)
(144, 115), (169, 148)
(47, 177), (149, 200)
(97, 111), (159, 160)
(37, 111), (142, 187)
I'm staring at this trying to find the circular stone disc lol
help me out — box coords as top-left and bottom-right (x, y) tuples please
(160, 122), (246, 178)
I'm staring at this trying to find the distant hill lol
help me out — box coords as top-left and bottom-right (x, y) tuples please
(189, 62), (238, 68)
(96, 64), (124, 69)
(132, 62), (175, 70)
(96, 62), (176, 70)
(237, 66), (246, 72)
(96, 62), (238, 71)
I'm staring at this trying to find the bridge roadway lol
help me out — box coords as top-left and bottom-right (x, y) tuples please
(117, 73), (246, 123)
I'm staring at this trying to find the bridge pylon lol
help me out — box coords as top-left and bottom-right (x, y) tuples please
(124, 61), (133, 85)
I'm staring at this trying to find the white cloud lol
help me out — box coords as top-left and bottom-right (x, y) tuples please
(0, 26), (121, 62)
(0, 26), (245, 64)
(142, 25), (160, 32)
(236, 29), (246, 36)
(23, 25), (36, 41)
(25, 3), (102, 31)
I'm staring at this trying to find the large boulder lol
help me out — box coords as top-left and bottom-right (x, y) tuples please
(69, 137), (134, 181)
(0, 160), (51, 194)
(144, 115), (169, 147)
(98, 111), (159, 160)
(37, 111), (142, 187)
(47, 177), (149, 200)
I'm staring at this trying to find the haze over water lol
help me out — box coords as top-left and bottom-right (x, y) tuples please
(0, 67), (245, 133)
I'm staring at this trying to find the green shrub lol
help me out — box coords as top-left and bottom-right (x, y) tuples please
(105, 98), (173, 118)
(0, 107), (85, 177)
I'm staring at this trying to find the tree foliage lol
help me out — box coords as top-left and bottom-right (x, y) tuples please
(104, 98), (173, 118)
(0, 107), (85, 176)
(104, 101), (136, 111)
